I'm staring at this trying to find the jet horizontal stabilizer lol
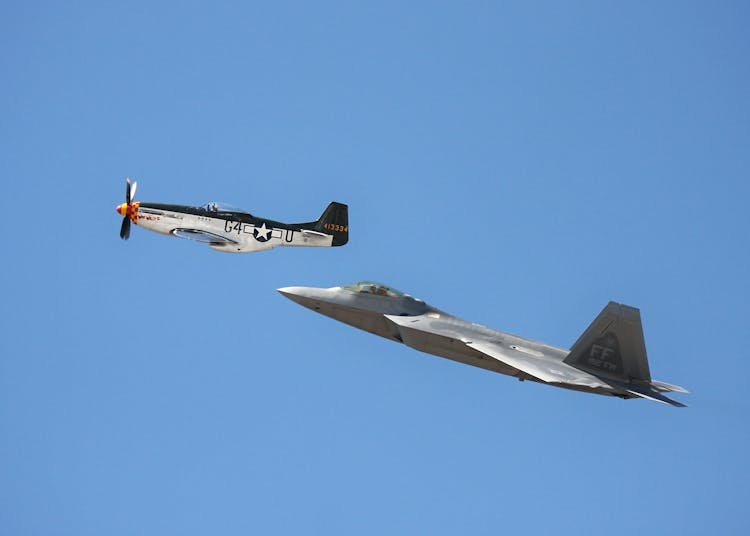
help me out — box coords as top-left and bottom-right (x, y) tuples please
(613, 382), (687, 407)
(651, 380), (690, 394)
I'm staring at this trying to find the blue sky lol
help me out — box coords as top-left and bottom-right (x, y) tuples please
(2, 1), (749, 534)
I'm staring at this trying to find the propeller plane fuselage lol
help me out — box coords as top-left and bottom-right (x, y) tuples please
(115, 180), (348, 253)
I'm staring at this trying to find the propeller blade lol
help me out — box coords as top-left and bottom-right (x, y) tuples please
(125, 177), (132, 204)
(130, 181), (137, 201)
(120, 217), (131, 240)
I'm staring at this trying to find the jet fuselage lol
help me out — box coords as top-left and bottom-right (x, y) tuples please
(278, 282), (688, 406)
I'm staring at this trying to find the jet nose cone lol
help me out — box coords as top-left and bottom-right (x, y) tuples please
(277, 286), (311, 303)
(277, 286), (326, 308)
(277, 286), (307, 297)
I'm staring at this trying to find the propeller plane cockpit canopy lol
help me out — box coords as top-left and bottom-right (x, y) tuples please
(114, 178), (348, 253)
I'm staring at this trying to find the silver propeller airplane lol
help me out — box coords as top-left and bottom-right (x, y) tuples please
(115, 178), (348, 253)
(278, 281), (688, 406)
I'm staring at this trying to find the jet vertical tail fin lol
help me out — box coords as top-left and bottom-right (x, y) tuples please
(314, 202), (349, 246)
(564, 302), (652, 383)
(564, 302), (687, 406)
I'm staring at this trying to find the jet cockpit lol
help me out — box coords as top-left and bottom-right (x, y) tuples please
(343, 281), (406, 298)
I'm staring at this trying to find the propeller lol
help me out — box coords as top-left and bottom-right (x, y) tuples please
(116, 177), (139, 240)
(119, 213), (130, 240)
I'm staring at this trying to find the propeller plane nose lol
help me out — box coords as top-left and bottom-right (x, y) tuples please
(116, 203), (126, 215)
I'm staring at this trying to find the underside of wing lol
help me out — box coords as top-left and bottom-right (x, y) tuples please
(171, 228), (238, 244)
(465, 340), (611, 389)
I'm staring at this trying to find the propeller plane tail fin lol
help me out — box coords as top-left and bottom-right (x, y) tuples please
(313, 202), (348, 246)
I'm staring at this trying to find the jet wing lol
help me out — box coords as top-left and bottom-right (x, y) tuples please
(171, 229), (238, 244)
(609, 380), (687, 407)
(465, 340), (611, 388)
(650, 380), (689, 394)
(384, 314), (610, 389)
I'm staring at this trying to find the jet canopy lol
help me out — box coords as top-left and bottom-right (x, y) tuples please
(343, 281), (406, 298)
(199, 201), (250, 214)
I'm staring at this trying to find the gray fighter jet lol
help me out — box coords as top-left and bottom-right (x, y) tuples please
(278, 281), (688, 406)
